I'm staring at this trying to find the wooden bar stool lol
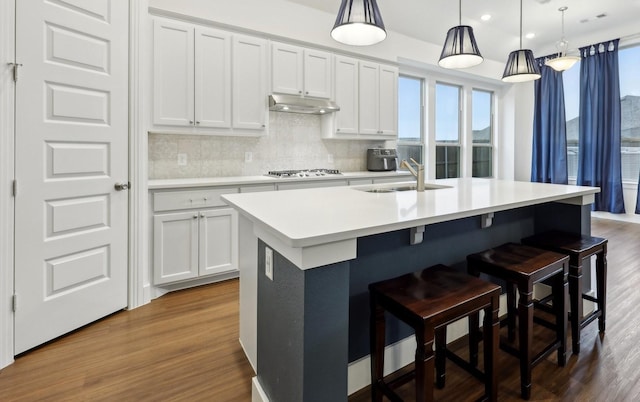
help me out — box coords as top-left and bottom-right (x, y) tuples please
(522, 230), (607, 354)
(369, 264), (500, 402)
(466, 243), (569, 400)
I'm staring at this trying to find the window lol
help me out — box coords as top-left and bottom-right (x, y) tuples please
(619, 46), (640, 183)
(563, 59), (580, 179)
(435, 83), (461, 178)
(565, 44), (640, 182)
(472, 89), (493, 177)
(397, 75), (424, 165)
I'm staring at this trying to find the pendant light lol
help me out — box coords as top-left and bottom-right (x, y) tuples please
(502, 0), (541, 83)
(331, 0), (387, 46)
(438, 0), (483, 69)
(545, 7), (581, 71)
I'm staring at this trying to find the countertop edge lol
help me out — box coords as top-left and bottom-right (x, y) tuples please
(148, 171), (412, 189)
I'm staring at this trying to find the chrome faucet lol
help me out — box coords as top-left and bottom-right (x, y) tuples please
(400, 158), (425, 192)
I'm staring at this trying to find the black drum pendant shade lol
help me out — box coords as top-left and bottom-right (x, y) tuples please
(439, 25), (483, 69)
(331, 0), (387, 46)
(502, 49), (541, 82)
(502, 0), (540, 82)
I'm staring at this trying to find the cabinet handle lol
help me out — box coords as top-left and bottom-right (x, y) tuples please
(336, 128), (340, 132)
(193, 215), (198, 219)
(200, 213), (205, 218)
(196, 121), (200, 125)
(189, 199), (193, 203)
(189, 120), (194, 125)
(204, 197), (208, 201)
(262, 124), (266, 128)
(298, 90), (302, 94)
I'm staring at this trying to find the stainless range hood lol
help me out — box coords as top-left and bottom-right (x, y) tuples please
(268, 94), (340, 115)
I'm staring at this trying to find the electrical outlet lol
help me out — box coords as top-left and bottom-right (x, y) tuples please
(327, 154), (334, 164)
(245, 152), (253, 163)
(177, 153), (187, 166)
(265, 247), (273, 280)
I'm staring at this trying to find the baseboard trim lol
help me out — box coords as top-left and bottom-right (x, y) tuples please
(252, 377), (270, 402)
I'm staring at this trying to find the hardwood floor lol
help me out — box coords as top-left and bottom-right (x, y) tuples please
(0, 218), (639, 401)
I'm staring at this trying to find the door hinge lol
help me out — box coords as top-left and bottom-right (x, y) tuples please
(12, 294), (17, 312)
(7, 63), (22, 82)
(12, 179), (17, 197)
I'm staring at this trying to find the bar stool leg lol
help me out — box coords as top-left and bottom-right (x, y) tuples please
(468, 312), (479, 367)
(518, 284), (534, 400)
(597, 247), (607, 332)
(553, 267), (568, 366)
(483, 300), (500, 402)
(415, 326), (435, 402)
(507, 282), (518, 342)
(370, 296), (385, 402)
(435, 327), (446, 389)
(569, 263), (583, 354)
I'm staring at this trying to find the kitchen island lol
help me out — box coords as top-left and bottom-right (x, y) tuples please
(222, 178), (599, 402)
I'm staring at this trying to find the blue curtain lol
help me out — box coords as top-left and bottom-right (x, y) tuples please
(577, 39), (625, 213)
(531, 56), (568, 184)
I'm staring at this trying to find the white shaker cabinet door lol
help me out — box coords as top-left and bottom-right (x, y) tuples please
(334, 55), (359, 134)
(303, 49), (332, 99)
(233, 35), (267, 130)
(195, 27), (231, 128)
(358, 61), (380, 136)
(271, 42), (303, 96)
(154, 212), (200, 285)
(199, 208), (239, 277)
(153, 19), (194, 127)
(378, 64), (398, 136)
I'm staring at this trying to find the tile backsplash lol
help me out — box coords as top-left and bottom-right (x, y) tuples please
(149, 112), (389, 179)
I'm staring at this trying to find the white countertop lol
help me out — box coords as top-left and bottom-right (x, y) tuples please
(222, 178), (600, 250)
(148, 171), (411, 190)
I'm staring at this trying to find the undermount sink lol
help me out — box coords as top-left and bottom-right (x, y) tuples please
(358, 183), (451, 193)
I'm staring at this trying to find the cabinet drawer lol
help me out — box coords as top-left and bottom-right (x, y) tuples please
(153, 188), (239, 212)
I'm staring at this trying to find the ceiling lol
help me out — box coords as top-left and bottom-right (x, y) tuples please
(285, 0), (640, 62)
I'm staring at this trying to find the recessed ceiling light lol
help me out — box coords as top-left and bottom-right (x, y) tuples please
(480, 14), (492, 21)
(525, 32), (536, 39)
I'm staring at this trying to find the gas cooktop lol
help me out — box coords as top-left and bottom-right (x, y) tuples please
(266, 168), (341, 178)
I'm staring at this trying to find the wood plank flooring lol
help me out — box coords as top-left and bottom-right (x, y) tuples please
(0, 218), (639, 401)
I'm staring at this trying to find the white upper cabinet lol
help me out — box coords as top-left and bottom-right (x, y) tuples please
(323, 58), (397, 140)
(271, 42), (332, 99)
(152, 18), (267, 135)
(359, 61), (398, 137)
(153, 19), (194, 127)
(377, 64), (398, 136)
(233, 34), (268, 130)
(333, 55), (359, 134)
(195, 27), (231, 128)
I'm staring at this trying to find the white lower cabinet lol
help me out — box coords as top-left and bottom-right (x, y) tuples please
(154, 207), (238, 285)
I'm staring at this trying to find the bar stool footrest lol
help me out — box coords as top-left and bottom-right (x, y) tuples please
(500, 339), (562, 368)
(445, 348), (487, 383)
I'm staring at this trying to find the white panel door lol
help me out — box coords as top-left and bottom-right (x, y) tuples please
(271, 42), (303, 96)
(233, 34), (267, 130)
(334, 56), (359, 134)
(303, 49), (332, 99)
(195, 27), (231, 128)
(153, 212), (199, 285)
(378, 65), (398, 136)
(358, 61), (380, 135)
(14, 0), (129, 354)
(153, 18), (194, 127)
(199, 209), (238, 276)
